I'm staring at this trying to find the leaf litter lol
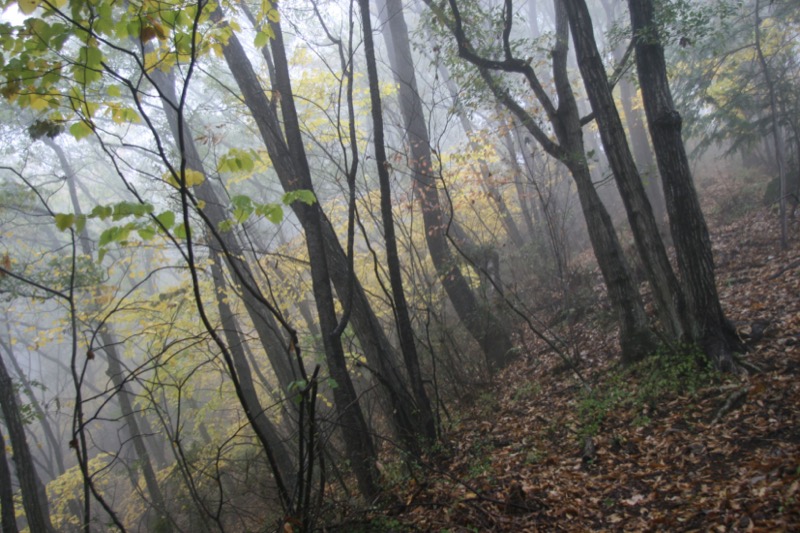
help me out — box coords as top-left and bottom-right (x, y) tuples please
(370, 206), (800, 532)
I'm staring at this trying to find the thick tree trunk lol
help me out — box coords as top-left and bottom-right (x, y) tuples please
(214, 11), (379, 497)
(359, 0), (437, 446)
(0, 353), (54, 533)
(564, 0), (687, 345)
(628, 0), (743, 370)
(380, 0), (515, 372)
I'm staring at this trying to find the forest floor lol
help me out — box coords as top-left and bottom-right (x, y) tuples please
(353, 198), (800, 531)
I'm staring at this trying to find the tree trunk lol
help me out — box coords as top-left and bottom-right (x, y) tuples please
(628, 0), (744, 370)
(213, 10), (379, 497)
(147, 68), (302, 395)
(208, 248), (296, 488)
(0, 353), (54, 533)
(754, 0), (788, 249)
(358, 0), (437, 446)
(563, 0), (687, 345)
(380, 0), (516, 372)
(550, 0), (657, 360)
(0, 429), (20, 533)
(438, 64), (526, 247)
(220, 7), (428, 454)
(99, 337), (172, 531)
(45, 136), (169, 527)
(619, 77), (666, 232)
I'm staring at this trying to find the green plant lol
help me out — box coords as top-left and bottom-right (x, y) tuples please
(577, 345), (717, 438)
(512, 382), (541, 402)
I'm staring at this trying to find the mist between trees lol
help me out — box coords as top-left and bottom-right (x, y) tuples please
(0, 0), (796, 530)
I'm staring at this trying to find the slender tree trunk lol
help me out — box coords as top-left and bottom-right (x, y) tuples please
(1, 337), (66, 476)
(438, 65), (526, 247)
(754, 0), (788, 249)
(563, 0), (687, 345)
(213, 10), (379, 497)
(550, 0), (657, 360)
(100, 337), (172, 530)
(0, 353), (54, 533)
(619, 77), (666, 231)
(379, 0), (515, 371)
(219, 8), (426, 454)
(628, 0), (744, 370)
(0, 428), (20, 533)
(44, 136), (170, 528)
(147, 68), (302, 395)
(358, 0), (437, 446)
(208, 248), (296, 488)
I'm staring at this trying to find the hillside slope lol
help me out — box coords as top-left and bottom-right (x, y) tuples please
(365, 206), (799, 532)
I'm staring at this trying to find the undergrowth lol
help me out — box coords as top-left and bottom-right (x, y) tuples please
(578, 345), (719, 439)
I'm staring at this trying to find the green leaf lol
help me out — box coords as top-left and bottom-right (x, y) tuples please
(173, 223), (187, 239)
(112, 201), (153, 221)
(69, 121), (93, 140)
(256, 203), (283, 224)
(283, 189), (316, 206)
(18, 0), (40, 15)
(254, 31), (269, 48)
(137, 226), (156, 241)
(54, 213), (74, 231)
(156, 211), (175, 229)
(91, 205), (113, 220)
(98, 227), (119, 247)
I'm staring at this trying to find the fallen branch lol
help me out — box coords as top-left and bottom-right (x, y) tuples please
(711, 387), (749, 425)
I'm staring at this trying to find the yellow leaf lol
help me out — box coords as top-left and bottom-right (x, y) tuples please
(184, 169), (205, 187)
(17, 0), (40, 15)
(28, 94), (51, 111)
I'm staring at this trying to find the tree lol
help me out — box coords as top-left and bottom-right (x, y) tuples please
(424, 0), (658, 360)
(563, 0), (688, 346)
(0, 352), (55, 533)
(0, 428), (19, 533)
(357, 0), (437, 444)
(628, 0), (745, 370)
(210, 7), (380, 498)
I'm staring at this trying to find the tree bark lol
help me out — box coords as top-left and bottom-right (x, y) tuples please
(213, 10), (379, 497)
(754, 0), (788, 249)
(628, 0), (744, 370)
(359, 0), (437, 446)
(0, 428), (20, 533)
(430, 0), (656, 360)
(380, 0), (516, 372)
(563, 0), (687, 346)
(0, 353), (54, 533)
(208, 248), (296, 489)
(223, 6), (430, 454)
(549, 0), (657, 360)
(99, 337), (172, 531)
